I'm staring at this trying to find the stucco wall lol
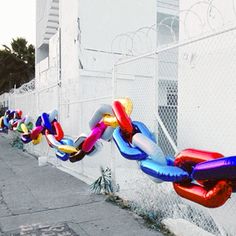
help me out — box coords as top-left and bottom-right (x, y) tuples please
(60, 0), (80, 84)
(78, 0), (156, 71)
(177, 0), (236, 155)
(78, 0), (156, 51)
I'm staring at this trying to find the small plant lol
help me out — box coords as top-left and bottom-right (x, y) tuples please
(11, 136), (24, 150)
(90, 167), (114, 194)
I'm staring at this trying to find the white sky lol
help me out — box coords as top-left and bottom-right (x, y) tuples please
(0, 0), (35, 47)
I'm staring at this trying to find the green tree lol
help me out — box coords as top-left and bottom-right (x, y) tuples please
(0, 37), (35, 94)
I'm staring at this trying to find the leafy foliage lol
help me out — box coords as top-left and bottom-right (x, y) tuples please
(90, 167), (114, 194)
(11, 135), (24, 150)
(0, 37), (35, 94)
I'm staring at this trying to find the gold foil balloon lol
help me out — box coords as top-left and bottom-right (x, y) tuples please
(103, 97), (133, 127)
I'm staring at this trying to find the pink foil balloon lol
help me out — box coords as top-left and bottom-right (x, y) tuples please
(82, 122), (107, 153)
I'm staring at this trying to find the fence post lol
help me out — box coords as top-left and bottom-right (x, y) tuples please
(57, 28), (62, 122)
(153, 51), (158, 134)
(8, 93), (11, 109)
(111, 64), (117, 189)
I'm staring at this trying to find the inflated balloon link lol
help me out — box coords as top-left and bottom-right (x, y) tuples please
(110, 101), (235, 208)
(1, 98), (236, 208)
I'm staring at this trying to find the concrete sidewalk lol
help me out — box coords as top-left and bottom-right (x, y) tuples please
(0, 136), (161, 236)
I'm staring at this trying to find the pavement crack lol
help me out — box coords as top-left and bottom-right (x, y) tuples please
(1, 155), (45, 211)
(0, 200), (104, 219)
(0, 188), (12, 216)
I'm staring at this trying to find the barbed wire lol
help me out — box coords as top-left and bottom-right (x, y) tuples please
(10, 79), (35, 94)
(111, 0), (236, 57)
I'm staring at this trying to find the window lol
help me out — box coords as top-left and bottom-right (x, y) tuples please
(167, 83), (178, 106)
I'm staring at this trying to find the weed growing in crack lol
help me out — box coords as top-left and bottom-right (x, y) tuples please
(90, 167), (119, 194)
(11, 136), (24, 150)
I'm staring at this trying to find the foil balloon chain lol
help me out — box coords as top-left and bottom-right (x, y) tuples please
(69, 99), (131, 163)
(112, 101), (190, 183)
(110, 100), (236, 208)
(1, 97), (236, 208)
(173, 149), (233, 208)
(0, 104), (117, 163)
(36, 110), (78, 161)
(0, 109), (22, 132)
(71, 98), (134, 163)
(0, 99), (132, 162)
(17, 115), (34, 144)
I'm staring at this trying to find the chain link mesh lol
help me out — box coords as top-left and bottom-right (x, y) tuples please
(113, 27), (236, 235)
(6, 25), (236, 235)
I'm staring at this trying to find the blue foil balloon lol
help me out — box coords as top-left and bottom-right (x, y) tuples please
(113, 121), (155, 160)
(55, 150), (69, 161)
(140, 159), (190, 182)
(41, 113), (53, 133)
(3, 117), (10, 128)
(21, 135), (32, 144)
(35, 116), (42, 127)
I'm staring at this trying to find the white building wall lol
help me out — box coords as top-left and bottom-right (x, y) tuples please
(79, 0), (156, 51)
(178, 1), (236, 155)
(177, 3), (236, 233)
(78, 0), (156, 71)
(10, 1), (236, 234)
(179, 0), (235, 40)
(60, 0), (80, 84)
(178, 37), (236, 155)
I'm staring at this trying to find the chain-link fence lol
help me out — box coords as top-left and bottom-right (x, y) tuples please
(58, 70), (113, 181)
(6, 25), (236, 235)
(112, 26), (236, 236)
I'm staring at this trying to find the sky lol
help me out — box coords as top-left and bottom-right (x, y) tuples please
(0, 0), (35, 47)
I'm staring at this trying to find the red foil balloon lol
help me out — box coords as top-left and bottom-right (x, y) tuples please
(174, 149), (224, 169)
(11, 120), (19, 129)
(174, 180), (232, 208)
(112, 101), (133, 138)
(45, 121), (64, 141)
(15, 109), (23, 118)
(173, 149), (232, 208)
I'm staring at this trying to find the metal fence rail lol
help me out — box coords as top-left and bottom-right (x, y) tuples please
(7, 26), (236, 235)
(112, 25), (236, 236)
